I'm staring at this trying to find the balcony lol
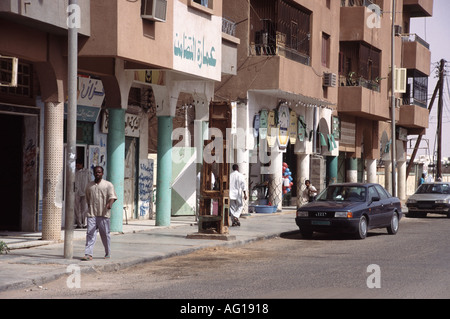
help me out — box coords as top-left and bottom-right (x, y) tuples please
(222, 17), (240, 75)
(0, 0), (90, 36)
(401, 34), (431, 76)
(249, 1), (312, 67)
(398, 104), (429, 132)
(403, 0), (433, 17)
(338, 81), (389, 121)
(339, 2), (382, 49)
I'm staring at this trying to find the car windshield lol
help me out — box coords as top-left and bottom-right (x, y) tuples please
(316, 185), (367, 202)
(416, 184), (450, 194)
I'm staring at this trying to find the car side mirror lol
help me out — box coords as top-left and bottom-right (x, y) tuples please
(370, 196), (380, 204)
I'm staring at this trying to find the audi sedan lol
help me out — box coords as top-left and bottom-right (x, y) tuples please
(296, 183), (402, 239)
(406, 182), (450, 218)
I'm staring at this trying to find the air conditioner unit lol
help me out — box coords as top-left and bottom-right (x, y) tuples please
(0, 56), (18, 87)
(394, 68), (407, 93)
(323, 73), (337, 87)
(141, 0), (167, 22)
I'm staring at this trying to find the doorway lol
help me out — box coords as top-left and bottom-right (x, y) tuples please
(0, 114), (23, 230)
(124, 137), (139, 220)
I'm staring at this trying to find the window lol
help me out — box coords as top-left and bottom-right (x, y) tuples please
(192, 0), (212, 10)
(250, 0), (311, 65)
(322, 33), (330, 67)
(0, 59), (32, 98)
(375, 185), (390, 199)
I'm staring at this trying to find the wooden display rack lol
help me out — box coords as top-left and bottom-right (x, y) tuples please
(187, 102), (235, 240)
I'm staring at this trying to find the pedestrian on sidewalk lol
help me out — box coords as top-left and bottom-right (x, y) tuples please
(82, 166), (117, 261)
(304, 180), (317, 202)
(229, 164), (247, 227)
(74, 160), (91, 229)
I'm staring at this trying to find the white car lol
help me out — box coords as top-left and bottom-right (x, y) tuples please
(406, 182), (450, 218)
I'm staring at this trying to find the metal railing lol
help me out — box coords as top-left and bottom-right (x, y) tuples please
(222, 17), (236, 37)
(249, 44), (310, 66)
(401, 33), (430, 50)
(339, 74), (380, 92)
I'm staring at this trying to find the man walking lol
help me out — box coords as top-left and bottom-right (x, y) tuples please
(74, 160), (91, 228)
(82, 166), (117, 260)
(229, 164), (247, 226)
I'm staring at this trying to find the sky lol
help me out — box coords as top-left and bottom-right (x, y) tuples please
(410, 0), (450, 159)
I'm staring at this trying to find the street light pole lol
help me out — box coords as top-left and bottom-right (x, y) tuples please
(390, 0), (397, 197)
(64, 0), (79, 259)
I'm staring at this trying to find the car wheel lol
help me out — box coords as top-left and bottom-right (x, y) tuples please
(355, 215), (368, 239)
(300, 228), (313, 239)
(387, 212), (399, 235)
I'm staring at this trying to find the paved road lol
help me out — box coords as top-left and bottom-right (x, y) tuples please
(2, 214), (450, 300)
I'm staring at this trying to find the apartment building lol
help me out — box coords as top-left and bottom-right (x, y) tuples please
(216, 0), (433, 208)
(0, 0), (239, 237)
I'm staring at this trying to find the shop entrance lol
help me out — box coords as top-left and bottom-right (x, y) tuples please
(0, 114), (23, 230)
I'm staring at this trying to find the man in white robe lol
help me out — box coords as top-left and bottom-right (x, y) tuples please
(229, 164), (247, 226)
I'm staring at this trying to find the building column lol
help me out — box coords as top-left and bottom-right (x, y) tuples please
(269, 150), (283, 211)
(107, 108), (125, 232)
(347, 157), (358, 183)
(326, 156), (338, 185)
(42, 102), (64, 241)
(366, 159), (377, 183)
(296, 153), (310, 207)
(398, 160), (406, 201)
(156, 116), (173, 226)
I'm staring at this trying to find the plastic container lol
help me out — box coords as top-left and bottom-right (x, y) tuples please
(254, 205), (276, 214)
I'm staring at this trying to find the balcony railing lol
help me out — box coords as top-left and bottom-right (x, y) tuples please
(339, 73), (380, 92)
(249, 43), (310, 66)
(341, 0), (383, 12)
(222, 17), (236, 37)
(401, 33), (430, 50)
(403, 97), (427, 108)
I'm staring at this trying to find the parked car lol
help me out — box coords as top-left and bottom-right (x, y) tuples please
(406, 182), (450, 218)
(296, 183), (402, 239)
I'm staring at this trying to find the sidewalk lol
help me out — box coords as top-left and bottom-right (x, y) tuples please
(0, 209), (297, 293)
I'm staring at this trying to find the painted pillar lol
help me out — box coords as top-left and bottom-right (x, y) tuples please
(269, 150), (283, 211)
(296, 154), (310, 207)
(398, 161), (406, 200)
(42, 102), (64, 241)
(107, 108), (125, 232)
(326, 156), (338, 186)
(156, 116), (173, 226)
(347, 158), (358, 183)
(366, 159), (377, 183)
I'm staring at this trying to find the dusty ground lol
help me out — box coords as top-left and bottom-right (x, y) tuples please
(0, 239), (280, 299)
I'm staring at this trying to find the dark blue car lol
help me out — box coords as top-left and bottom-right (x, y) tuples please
(296, 183), (402, 239)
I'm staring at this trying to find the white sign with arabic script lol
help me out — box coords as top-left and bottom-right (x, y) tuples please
(173, 1), (221, 81)
(78, 77), (105, 108)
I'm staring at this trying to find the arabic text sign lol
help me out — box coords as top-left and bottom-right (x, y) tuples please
(78, 77), (105, 108)
(173, 1), (221, 81)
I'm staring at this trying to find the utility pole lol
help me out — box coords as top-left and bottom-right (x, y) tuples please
(390, 0), (397, 197)
(64, 0), (79, 259)
(436, 59), (446, 180)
